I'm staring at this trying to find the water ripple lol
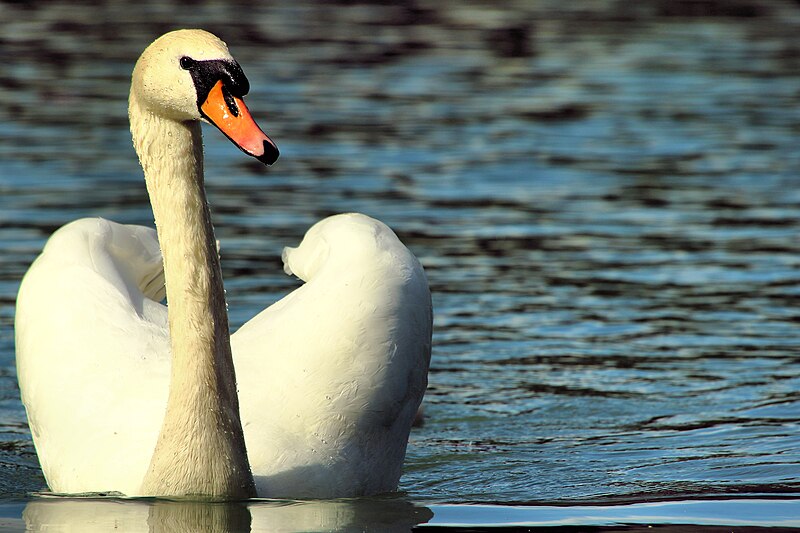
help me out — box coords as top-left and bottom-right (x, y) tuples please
(0, 0), (799, 510)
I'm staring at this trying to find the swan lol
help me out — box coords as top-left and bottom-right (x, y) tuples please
(14, 29), (432, 499)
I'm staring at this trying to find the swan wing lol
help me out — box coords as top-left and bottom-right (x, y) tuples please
(232, 213), (432, 497)
(15, 218), (170, 495)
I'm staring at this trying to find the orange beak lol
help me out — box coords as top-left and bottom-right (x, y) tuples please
(200, 80), (279, 165)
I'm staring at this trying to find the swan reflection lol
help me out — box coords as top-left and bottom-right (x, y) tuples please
(23, 496), (432, 532)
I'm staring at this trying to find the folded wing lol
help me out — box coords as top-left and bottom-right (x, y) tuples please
(15, 218), (170, 495)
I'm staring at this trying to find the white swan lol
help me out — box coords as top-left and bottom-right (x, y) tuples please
(14, 29), (432, 499)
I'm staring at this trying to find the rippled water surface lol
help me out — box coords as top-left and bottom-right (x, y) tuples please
(1, 0), (800, 529)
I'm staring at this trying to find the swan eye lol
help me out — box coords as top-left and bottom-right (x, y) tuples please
(179, 56), (195, 70)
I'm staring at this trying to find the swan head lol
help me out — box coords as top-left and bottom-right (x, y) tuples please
(131, 29), (279, 165)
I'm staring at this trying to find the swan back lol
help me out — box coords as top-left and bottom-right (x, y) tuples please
(17, 213), (432, 498)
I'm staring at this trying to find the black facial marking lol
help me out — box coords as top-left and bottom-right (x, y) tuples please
(181, 57), (250, 110)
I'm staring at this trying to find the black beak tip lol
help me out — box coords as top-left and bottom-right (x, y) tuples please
(257, 142), (280, 166)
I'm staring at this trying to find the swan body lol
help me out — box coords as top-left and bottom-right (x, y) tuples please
(15, 29), (431, 499)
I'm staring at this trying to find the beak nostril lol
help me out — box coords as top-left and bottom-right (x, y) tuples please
(221, 85), (239, 117)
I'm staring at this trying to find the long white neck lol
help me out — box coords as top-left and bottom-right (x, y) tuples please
(129, 90), (255, 498)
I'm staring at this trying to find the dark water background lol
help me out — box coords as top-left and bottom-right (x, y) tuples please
(1, 0), (799, 529)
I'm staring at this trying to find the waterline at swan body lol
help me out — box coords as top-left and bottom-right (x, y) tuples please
(14, 29), (432, 499)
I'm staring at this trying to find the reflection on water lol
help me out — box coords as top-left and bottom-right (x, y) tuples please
(0, 0), (799, 524)
(9, 496), (800, 531)
(19, 496), (431, 532)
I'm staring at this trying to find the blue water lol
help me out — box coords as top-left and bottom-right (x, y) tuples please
(1, 0), (800, 530)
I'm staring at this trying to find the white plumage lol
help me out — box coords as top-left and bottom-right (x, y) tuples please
(15, 29), (431, 499)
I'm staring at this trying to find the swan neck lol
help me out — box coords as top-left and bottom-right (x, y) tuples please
(129, 91), (255, 498)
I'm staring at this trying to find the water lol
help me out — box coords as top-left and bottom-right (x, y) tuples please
(1, 0), (800, 529)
